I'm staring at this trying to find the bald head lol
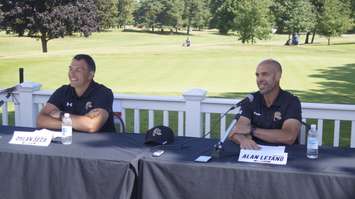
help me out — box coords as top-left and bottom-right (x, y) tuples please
(255, 59), (282, 95)
(258, 59), (282, 74)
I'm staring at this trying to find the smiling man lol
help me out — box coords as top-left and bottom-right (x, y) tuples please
(229, 59), (302, 149)
(37, 54), (115, 133)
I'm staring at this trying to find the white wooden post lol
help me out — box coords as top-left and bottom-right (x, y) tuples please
(183, 88), (207, 137)
(15, 82), (42, 127)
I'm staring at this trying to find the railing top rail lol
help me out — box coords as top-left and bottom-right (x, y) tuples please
(202, 97), (239, 105)
(31, 90), (355, 112)
(113, 94), (184, 102)
(301, 102), (355, 111)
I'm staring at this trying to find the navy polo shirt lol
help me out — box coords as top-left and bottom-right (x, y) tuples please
(48, 81), (115, 132)
(238, 89), (302, 145)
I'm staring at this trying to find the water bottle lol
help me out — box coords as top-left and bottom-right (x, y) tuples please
(61, 113), (72, 145)
(307, 124), (318, 159)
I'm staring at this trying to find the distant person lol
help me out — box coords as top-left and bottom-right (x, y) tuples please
(36, 54), (115, 133)
(292, 33), (299, 45)
(229, 59), (302, 149)
(185, 37), (191, 47)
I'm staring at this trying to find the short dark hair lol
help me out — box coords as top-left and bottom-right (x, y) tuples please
(73, 54), (96, 72)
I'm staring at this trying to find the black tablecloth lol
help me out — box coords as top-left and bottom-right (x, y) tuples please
(0, 126), (147, 199)
(2, 125), (355, 199)
(138, 137), (355, 199)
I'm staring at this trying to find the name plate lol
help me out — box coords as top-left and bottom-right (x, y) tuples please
(9, 131), (52, 147)
(238, 150), (288, 165)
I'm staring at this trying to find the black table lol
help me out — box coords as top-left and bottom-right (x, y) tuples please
(0, 126), (148, 199)
(138, 137), (355, 199)
(2, 125), (355, 199)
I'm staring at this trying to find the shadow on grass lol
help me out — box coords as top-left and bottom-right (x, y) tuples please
(327, 42), (355, 46)
(293, 63), (355, 104)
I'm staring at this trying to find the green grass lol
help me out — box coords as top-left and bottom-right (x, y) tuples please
(1, 29), (355, 147)
(1, 29), (355, 103)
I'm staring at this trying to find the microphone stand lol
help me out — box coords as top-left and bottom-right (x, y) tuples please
(209, 105), (239, 159)
(178, 105), (237, 150)
(211, 119), (237, 159)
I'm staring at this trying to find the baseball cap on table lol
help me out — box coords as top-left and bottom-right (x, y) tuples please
(145, 125), (175, 145)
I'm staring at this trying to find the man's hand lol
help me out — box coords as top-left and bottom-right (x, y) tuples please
(232, 134), (260, 150)
(229, 116), (259, 150)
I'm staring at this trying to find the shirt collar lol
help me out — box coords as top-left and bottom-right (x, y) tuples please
(69, 81), (96, 99)
(261, 88), (284, 108)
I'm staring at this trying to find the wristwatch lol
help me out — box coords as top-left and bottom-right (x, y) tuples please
(59, 111), (65, 120)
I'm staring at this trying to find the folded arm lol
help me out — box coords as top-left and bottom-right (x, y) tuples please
(36, 103), (109, 133)
(229, 116), (301, 149)
(252, 119), (301, 145)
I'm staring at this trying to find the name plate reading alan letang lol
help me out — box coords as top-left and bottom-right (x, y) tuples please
(9, 131), (52, 147)
(238, 149), (288, 165)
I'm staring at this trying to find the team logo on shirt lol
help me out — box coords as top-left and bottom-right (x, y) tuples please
(85, 101), (93, 111)
(66, 102), (73, 107)
(253, 112), (261, 116)
(274, 111), (282, 121)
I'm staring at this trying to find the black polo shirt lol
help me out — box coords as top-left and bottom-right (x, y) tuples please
(238, 89), (302, 145)
(48, 81), (115, 132)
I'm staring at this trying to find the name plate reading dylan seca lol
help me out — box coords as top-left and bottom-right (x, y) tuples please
(238, 150), (288, 165)
(9, 131), (52, 147)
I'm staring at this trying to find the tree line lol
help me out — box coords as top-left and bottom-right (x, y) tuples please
(0, 0), (354, 52)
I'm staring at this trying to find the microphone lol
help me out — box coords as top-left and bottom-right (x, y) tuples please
(231, 94), (254, 110)
(0, 85), (17, 108)
(0, 86), (17, 95)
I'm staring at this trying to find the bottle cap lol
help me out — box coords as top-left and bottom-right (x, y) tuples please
(64, 113), (70, 118)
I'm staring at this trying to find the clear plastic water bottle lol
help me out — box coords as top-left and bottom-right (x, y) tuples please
(61, 113), (72, 145)
(307, 124), (318, 159)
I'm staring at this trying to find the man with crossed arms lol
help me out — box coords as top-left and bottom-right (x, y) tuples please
(37, 54), (115, 133)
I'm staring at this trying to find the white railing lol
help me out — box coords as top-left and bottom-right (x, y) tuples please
(1, 82), (355, 148)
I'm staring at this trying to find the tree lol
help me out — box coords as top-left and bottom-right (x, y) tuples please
(95, 0), (118, 31)
(183, 0), (210, 34)
(0, 0), (98, 53)
(346, 0), (354, 32)
(270, 0), (290, 33)
(233, 0), (272, 44)
(213, 0), (239, 34)
(134, 0), (163, 31)
(157, 0), (184, 32)
(117, 0), (135, 29)
(0, 4), (3, 23)
(271, 0), (316, 43)
(318, 0), (351, 45)
(284, 0), (316, 40)
(208, 0), (224, 29)
(191, 0), (210, 31)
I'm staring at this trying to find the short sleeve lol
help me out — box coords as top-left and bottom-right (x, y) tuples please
(284, 96), (302, 122)
(237, 102), (253, 120)
(92, 88), (113, 113)
(47, 86), (66, 109)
